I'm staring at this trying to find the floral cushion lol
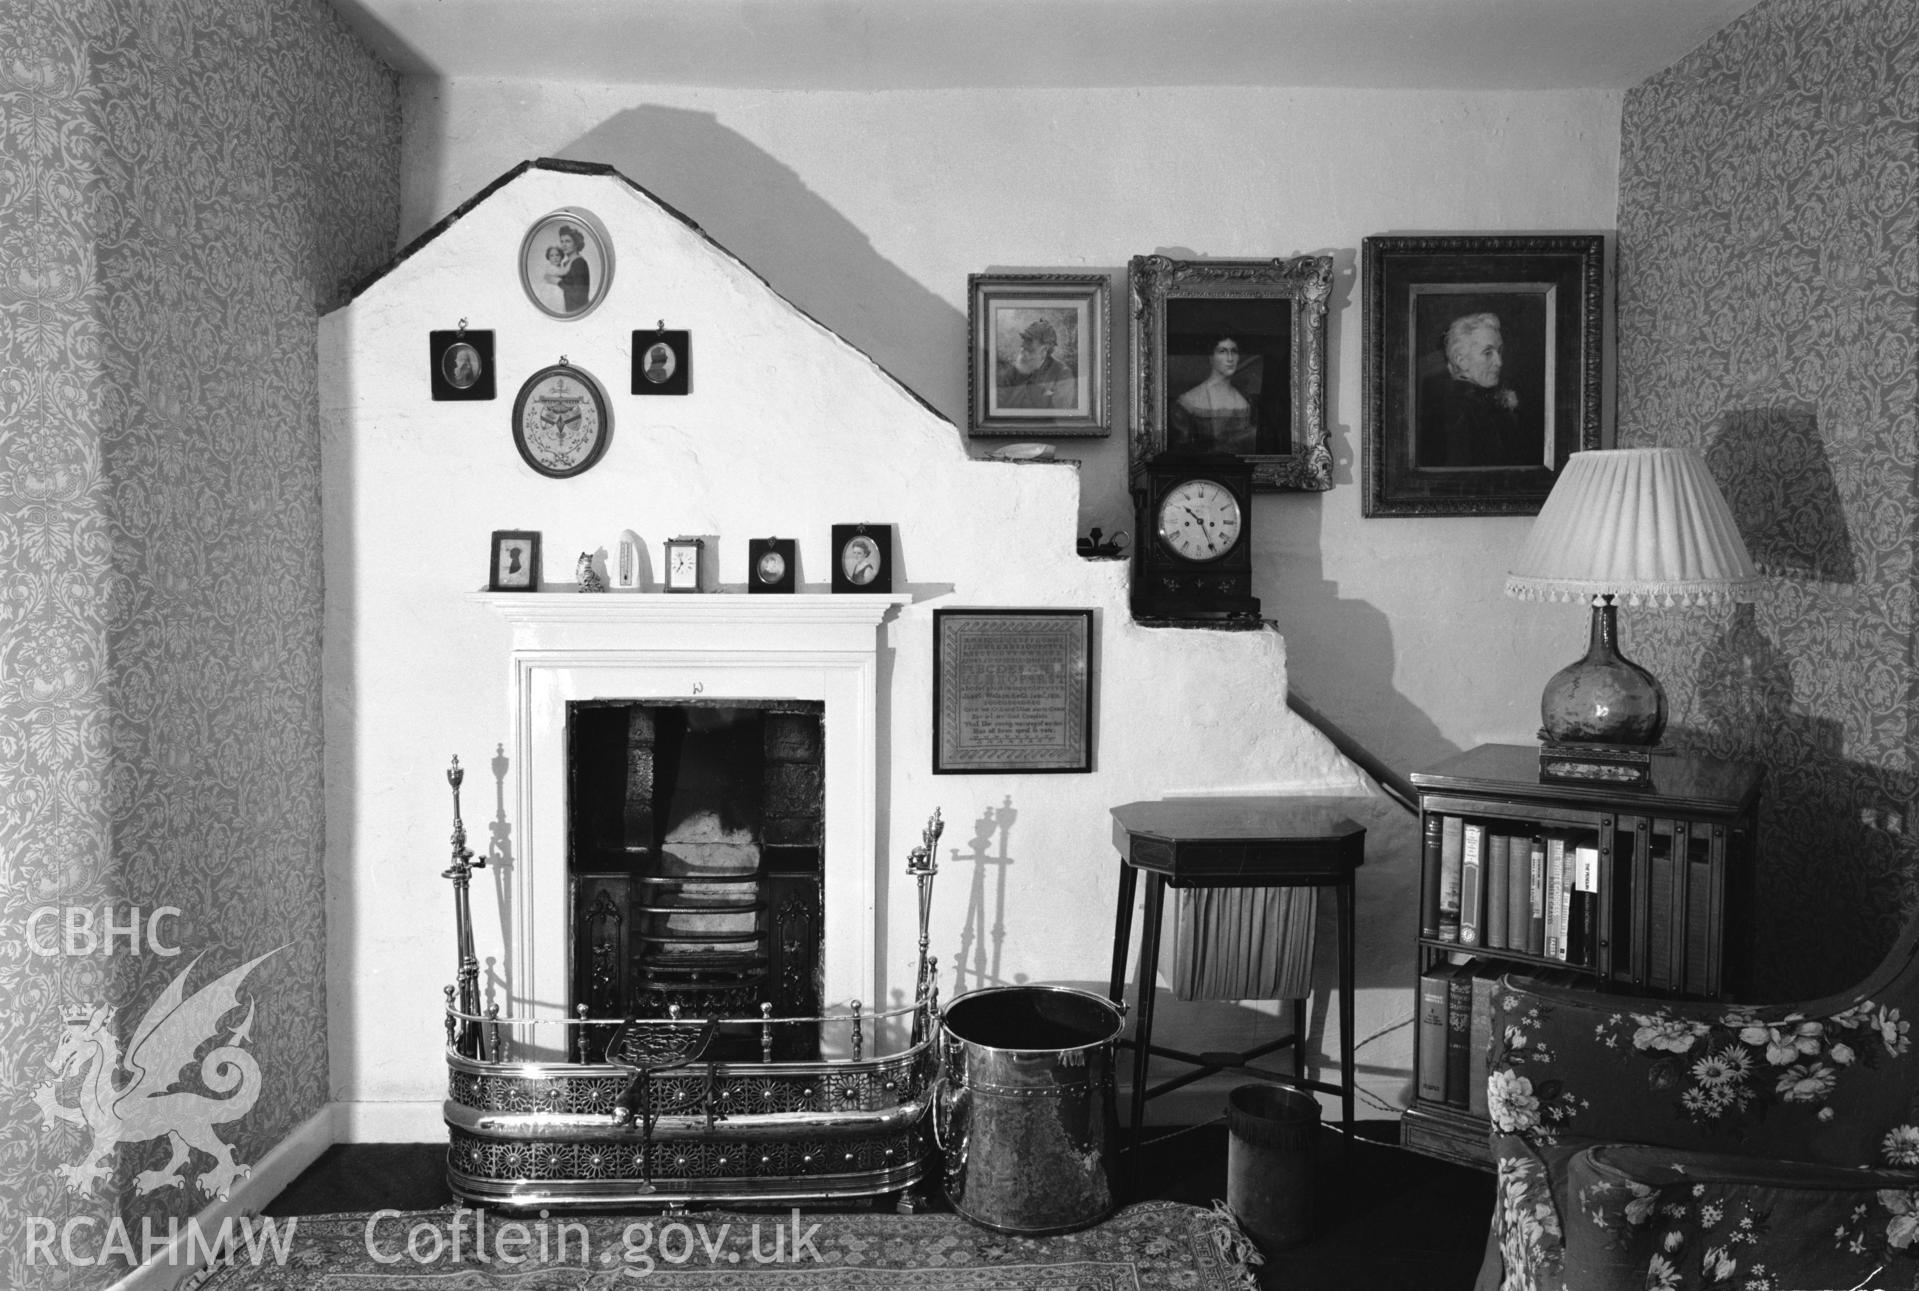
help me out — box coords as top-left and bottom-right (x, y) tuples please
(1565, 1144), (1919, 1290)
(1481, 965), (1919, 1290)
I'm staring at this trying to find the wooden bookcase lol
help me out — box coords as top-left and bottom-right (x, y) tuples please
(1401, 743), (1763, 1169)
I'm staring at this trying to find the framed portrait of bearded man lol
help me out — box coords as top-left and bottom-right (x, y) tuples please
(968, 274), (1110, 437)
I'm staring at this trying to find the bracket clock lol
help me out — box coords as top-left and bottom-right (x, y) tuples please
(1131, 449), (1261, 623)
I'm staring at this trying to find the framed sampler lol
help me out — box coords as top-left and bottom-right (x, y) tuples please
(933, 608), (1093, 775)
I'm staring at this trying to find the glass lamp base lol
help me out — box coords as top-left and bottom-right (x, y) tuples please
(1540, 600), (1667, 746)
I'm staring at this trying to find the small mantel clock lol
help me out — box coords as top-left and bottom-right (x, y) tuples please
(1131, 449), (1261, 622)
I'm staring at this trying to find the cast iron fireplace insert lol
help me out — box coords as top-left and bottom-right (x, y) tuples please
(566, 698), (824, 1061)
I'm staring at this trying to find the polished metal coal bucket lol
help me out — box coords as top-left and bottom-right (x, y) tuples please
(935, 984), (1124, 1234)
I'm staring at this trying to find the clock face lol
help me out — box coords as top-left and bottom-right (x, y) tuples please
(1156, 478), (1242, 563)
(666, 543), (699, 589)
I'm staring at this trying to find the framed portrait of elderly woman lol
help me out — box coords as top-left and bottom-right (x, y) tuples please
(968, 274), (1110, 437)
(519, 208), (614, 320)
(1361, 235), (1604, 517)
(1130, 255), (1334, 491)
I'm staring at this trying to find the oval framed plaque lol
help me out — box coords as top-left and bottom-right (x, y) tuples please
(511, 362), (611, 479)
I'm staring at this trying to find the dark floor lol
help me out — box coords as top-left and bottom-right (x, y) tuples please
(268, 1122), (1493, 1290)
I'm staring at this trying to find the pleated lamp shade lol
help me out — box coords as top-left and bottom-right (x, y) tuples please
(1507, 447), (1759, 746)
(1506, 448), (1760, 607)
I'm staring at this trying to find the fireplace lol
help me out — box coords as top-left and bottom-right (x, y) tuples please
(450, 592), (935, 1209)
(478, 592), (907, 1059)
(569, 698), (825, 1059)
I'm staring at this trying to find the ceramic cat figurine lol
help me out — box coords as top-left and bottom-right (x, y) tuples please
(576, 551), (607, 593)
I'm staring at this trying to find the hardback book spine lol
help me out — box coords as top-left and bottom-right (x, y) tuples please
(1438, 815), (1465, 943)
(1419, 812), (1445, 941)
(1458, 822), (1485, 947)
(1484, 832), (1511, 951)
(1508, 834), (1533, 952)
(1526, 836), (1547, 956)
(1445, 960), (1474, 1109)
(1544, 835), (1567, 961)
(1646, 841), (1677, 991)
(1683, 846), (1714, 995)
(1570, 844), (1600, 969)
(1416, 964), (1451, 1103)
(1468, 960), (1498, 1118)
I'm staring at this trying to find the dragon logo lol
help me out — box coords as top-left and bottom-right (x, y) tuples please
(35, 947), (283, 1199)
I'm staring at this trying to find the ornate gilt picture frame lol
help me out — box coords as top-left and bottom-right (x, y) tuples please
(1361, 234), (1604, 517)
(1129, 255), (1335, 491)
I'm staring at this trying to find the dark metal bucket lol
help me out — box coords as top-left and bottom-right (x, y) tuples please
(935, 984), (1124, 1234)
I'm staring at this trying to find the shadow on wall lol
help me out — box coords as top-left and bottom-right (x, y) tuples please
(556, 107), (965, 429)
(1709, 407), (1858, 583)
(1677, 606), (1916, 1000)
(1663, 409), (1914, 997)
(1265, 493), (1462, 782)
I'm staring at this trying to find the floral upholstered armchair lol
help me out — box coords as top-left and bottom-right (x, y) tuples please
(1477, 920), (1919, 1291)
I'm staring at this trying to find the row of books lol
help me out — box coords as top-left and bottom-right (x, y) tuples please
(1420, 815), (1600, 967)
(1415, 957), (1586, 1112)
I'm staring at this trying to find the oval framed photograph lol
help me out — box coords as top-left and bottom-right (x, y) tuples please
(519, 208), (614, 320)
(442, 340), (483, 390)
(511, 363), (611, 479)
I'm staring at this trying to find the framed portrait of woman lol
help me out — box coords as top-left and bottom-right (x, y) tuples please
(1129, 255), (1334, 491)
(1360, 235), (1603, 517)
(519, 208), (614, 320)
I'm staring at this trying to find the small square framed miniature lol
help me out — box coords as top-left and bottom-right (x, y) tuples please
(748, 538), (796, 593)
(632, 329), (691, 395)
(488, 530), (541, 592)
(831, 524), (892, 594)
(430, 328), (495, 401)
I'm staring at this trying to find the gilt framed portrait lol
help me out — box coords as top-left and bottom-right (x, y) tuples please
(1362, 235), (1604, 517)
(519, 208), (614, 320)
(968, 274), (1110, 438)
(1130, 255), (1335, 491)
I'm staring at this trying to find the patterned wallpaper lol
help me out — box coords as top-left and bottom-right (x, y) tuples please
(0, 1), (396, 1284)
(1617, 0), (1918, 996)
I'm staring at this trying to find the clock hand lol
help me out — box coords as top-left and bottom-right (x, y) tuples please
(1182, 507), (1217, 553)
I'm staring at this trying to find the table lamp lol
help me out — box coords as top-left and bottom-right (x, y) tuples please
(1506, 447), (1759, 781)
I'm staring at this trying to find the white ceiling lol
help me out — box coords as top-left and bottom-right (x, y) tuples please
(324, 0), (1766, 92)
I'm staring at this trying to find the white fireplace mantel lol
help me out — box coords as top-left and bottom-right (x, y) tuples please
(474, 591), (912, 1040)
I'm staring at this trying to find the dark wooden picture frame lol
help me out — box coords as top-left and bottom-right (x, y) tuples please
(488, 529), (541, 592)
(430, 329), (495, 400)
(1130, 254), (1334, 491)
(1362, 234), (1605, 517)
(511, 363), (611, 479)
(748, 537), (796, 593)
(933, 608), (1094, 775)
(632, 330), (691, 395)
(968, 274), (1111, 438)
(830, 524), (892, 594)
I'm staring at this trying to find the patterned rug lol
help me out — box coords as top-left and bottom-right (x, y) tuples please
(186, 1201), (1261, 1289)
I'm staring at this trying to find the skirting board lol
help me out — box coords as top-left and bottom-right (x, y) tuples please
(108, 1106), (332, 1291)
(333, 1099), (445, 1143)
